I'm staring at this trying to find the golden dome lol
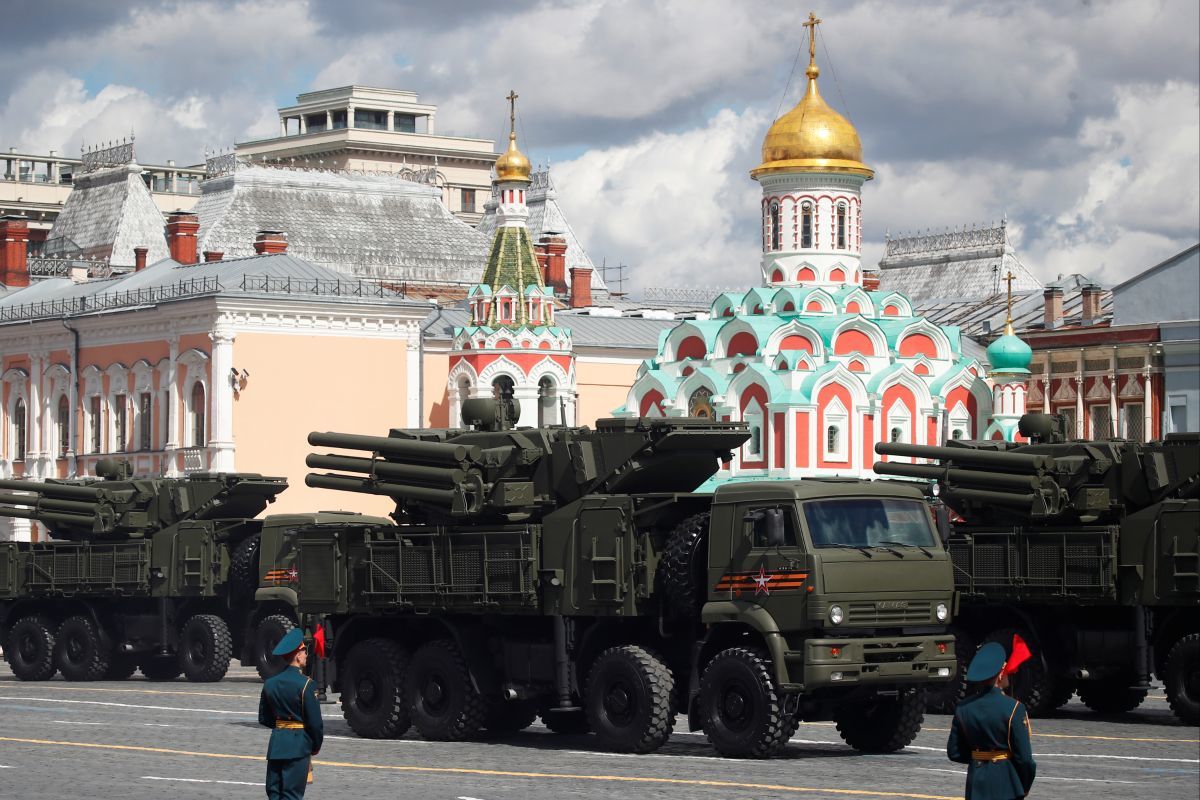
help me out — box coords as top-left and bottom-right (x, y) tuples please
(494, 131), (531, 183)
(751, 35), (872, 180)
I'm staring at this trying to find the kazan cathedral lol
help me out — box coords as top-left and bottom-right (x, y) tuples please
(621, 18), (1006, 482)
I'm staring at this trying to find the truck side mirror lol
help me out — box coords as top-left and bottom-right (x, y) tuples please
(765, 508), (786, 548)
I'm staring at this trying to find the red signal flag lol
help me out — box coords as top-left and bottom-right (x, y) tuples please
(1004, 633), (1032, 676)
(313, 624), (326, 659)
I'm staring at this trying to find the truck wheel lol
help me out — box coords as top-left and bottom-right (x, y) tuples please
(539, 707), (591, 734)
(253, 615), (296, 680)
(834, 690), (925, 753)
(484, 699), (539, 733)
(229, 534), (261, 607)
(1164, 633), (1199, 725)
(54, 616), (112, 681)
(104, 655), (139, 680)
(979, 627), (1059, 717)
(660, 512), (711, 618)
(139, 655), (182, 681)
(1077, 677), (1147, 714)
(6, 615), (57, 681)
(584, 645), (675, 754)
(699, 647), (795, 758)
(179, 614), (233, 682)
(408, 639), (485, 741)
(1046, 679), (1077, 710)
(341, 637), (412, 739)
(924, 627), (972, 714)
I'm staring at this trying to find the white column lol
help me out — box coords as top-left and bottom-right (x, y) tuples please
(326, 110), (333, 130)
(1143, 361), (1154, 441)
(406, 322), (421, 427)
(386, 111), (394, 132)
(29, 355), (43, 479)
(1075, 351), (1085, 438)
(299, 116), (307, 134)
(426, 113), (435, 134)
(1109, 348), (1118, 436)
(280, 117), (287, 137)
(165, 338), (180, 476)
(514, 385), (540, 428)
(209, 327), (235, 471)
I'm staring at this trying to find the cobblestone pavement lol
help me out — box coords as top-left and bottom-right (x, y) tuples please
(0, 667), (1196, 800)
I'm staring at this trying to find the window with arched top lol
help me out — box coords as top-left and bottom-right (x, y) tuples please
(826, 425), (840, 455)
(57, 395), (70, 457)
(769, 203), (781, 251)
(537, 376), (558, 427)
(951, 429), (964, 440)
(492, 375), (515, 403)
(13, 398), (27, 461)
(189, 382), (206, 448)
(836, 202), (847, 249)
(890, 427), (904, 443)
(689, 387), (714, 418)
(800, 202), (813, 248)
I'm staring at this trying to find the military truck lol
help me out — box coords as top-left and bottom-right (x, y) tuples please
(285, 399), (957, 758)
(875, 413), (1199, 725)
(0, 460), (311, 682)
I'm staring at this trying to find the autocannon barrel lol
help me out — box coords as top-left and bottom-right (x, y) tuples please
(0, 492), (100, 515)
(872, 461), (1041, 491)
(308, 432), (482, 466)
(874, 442), (1054, 472)
(0, 478), (103, 501)
(0, 506), (99, 526)
(939, 486), (1038, 509)
(305, 473), (460, 505)
(304, 454), (468, 488)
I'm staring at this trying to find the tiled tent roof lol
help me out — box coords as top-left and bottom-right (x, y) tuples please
(479, 226), (544, 325)
(43, 163), (170, 267)
(876, 222), (1041, 304)
(425, 306), (677, 350)
(195, 165), (488, 286)
(478, 168), (608, 296)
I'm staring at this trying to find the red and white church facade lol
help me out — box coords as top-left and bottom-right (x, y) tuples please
(622, 22), (993, 481)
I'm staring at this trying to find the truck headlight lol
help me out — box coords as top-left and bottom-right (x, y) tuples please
(829, 605), (844, 625)
(935, 603), (949, 622)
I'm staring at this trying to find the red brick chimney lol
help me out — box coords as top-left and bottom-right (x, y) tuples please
(166, 211), (200, 265)
(1043, 287), (1064, 330)
(253, 230), (288, 255)
(861, 270), (881, 291)
(133, 246), (148, 272)
(0, 215), (30, 288)
(569, 266), (593, 309)
(203, 250), (224, 262)
(1081, 284), (1102, 325)
(537, 234), (569, 295)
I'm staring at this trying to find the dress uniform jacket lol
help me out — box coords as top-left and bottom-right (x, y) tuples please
(947, 687), (1036, 800)
(258, 665), (324, 799)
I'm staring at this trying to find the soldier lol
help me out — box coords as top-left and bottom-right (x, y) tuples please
(258, 629), (324, 799)
(947, 642), (1037, 799)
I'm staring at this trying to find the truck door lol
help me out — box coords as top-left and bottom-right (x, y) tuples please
(716, 503), (809, 615)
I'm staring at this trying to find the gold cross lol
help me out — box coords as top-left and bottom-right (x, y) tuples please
(506, 90), (519, 136)
(1004, 270), (1016, 333)
(802, 11), (822, 66)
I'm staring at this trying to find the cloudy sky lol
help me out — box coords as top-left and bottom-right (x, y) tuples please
(2, 0), (1197, 293)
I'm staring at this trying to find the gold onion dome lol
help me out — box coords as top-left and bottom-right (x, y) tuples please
(752, 15), (872, 180)
(494, 90), (531, 183)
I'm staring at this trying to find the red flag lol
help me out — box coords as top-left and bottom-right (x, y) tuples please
(1004, 633), (1032, 676)
(313, 624), (326, 659)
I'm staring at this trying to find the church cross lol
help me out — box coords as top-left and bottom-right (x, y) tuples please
(1003, 270), (1016, 332)
(802, 11), (822, 66)
(506, 90), (519, 136)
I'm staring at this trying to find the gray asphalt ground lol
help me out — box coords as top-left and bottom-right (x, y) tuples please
(0, 666), (1196, 800)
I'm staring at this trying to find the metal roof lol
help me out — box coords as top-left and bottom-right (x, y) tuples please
(424, 306), (675, 350)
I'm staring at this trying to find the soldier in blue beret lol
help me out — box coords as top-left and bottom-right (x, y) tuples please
(258, 628), (324, 799)
(946, 642), (1037, 799)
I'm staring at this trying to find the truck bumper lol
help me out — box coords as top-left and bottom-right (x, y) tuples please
(784, 634), (957, 689)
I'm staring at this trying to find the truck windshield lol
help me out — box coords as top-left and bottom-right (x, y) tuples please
(802, 498), (936, 549)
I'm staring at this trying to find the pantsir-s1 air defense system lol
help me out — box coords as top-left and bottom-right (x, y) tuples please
(285, 399), (957, 758)
(875, 413), (1199, 725)
(0, 460), (327, 682)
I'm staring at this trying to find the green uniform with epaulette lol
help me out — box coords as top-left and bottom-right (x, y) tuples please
(258, 630), (323, 799)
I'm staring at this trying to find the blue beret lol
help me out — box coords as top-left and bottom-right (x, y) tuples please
(271, 628), (305, 657)
(966, 641), (1006, 682)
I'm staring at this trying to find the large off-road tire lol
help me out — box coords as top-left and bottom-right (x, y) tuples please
(139, 655), (182, 681)
(6, 615), (57, 681)
(229, 533), (261, 606)
(341, 637), (412, 738)
(699, 646), (795, 758)
(1077, 676), (1147, 715)
(540, 707), (591, 734)
(979, 627), (1060, 717)
(179, 614), (233, 683)
(834, 690), (925, 753)
(924, 627), (972, 714)
(54, 616), (111, 682)
(253, 614), (296, 680)
(1046, 678), (1077, 710)
(659, 512), (711, 619)
(484, 699), (539, 733)
(104, 654), (139, 680)
(408, 639), (486, 741)
(1164, 633), (1199, 726)
(584, 645), (675, 754)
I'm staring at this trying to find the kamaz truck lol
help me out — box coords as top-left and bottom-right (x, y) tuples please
(0, 460), (321, 682)
(284, 399), (957, 758)
(875, 413), (1199, 725)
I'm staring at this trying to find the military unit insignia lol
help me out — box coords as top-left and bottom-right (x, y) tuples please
(715, 568), (808, 597)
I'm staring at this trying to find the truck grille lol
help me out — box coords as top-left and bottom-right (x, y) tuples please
(847, 601), (931, 625)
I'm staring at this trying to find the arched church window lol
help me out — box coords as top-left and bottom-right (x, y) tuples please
(13, 398), (27, 461)
(492, 375), (515, 403)
(57, 395), (70, 456)
(769, 203), (781, 251)
(190, 382), (206, 448)
(538, 376), (558, 427)
(801, 202), (813, 248)
(890, 427), (903, 443)
(688, 387), (714, 419)
(826, 424), (840, 455)
(951, 429), (965, 440)
(836, 202), (847, 249)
